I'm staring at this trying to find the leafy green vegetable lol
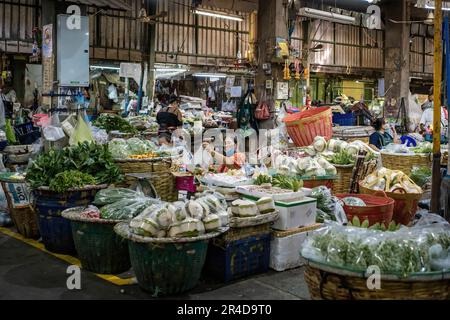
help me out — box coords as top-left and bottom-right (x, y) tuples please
(329, 150), (355, 165)
(410, 142), (433, 154)
(254, 175), (273, 186)
(26, 142), (122, 189)
(93, 114), (138, 134)
(410, 166), (432, 187)
(272, 174), (304, 192)
(49, 170), (97, 193)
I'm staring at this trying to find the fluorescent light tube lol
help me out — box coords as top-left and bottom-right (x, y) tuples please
(90, 65), (120, 71)
(298, 7), (355, 24)
(193, 8), (243, 22)
(193, 73), (227, 78)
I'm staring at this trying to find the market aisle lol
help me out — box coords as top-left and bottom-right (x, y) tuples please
(0, 232), (310, 300)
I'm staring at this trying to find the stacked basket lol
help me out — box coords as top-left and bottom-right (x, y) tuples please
(115, 158), (178, 202)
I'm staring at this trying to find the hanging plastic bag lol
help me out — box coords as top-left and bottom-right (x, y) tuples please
(69, 114), (94, 146)
(43, 113), (66, 142)
(108, 84), (119, 103)
(5, 119), (16, 145)
(61, 114), (77, 137)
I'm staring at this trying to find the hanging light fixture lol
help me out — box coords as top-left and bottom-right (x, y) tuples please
(192, 8), (244, 22)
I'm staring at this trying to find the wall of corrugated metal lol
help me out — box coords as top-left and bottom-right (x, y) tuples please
(409, 24), (433, 76)
(154, 0), (250, 67)
(0, 0), (40, 54)
(291, 19), (384, 71)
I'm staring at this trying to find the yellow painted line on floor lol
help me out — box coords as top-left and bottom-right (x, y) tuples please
(0, 227), (136, 286)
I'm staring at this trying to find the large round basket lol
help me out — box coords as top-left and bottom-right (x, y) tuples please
(114, 222), (227, 296)
(331, 164), (354, 194)
(304, 262), (450, 300)
(332, 126), (375, 144)
(336, 192), (395, 227)
(114, 157), (178, 202)
(302, 176), (336, 189)
(0, 175), (39, 239)
(283, 107), (332, 147)
(359, 183), (422, 226)
(33, 185), (108, 254)
(62, 208), (131, 274)
(380, 151), (432, 176)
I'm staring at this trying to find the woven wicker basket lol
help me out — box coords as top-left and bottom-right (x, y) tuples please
(381, 151), (432, 176)
(115, 158), (178, 202)
(304, 262), (450, 300)
(332, 164), (354, 195)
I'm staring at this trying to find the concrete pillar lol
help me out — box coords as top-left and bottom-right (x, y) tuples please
(255, 0), (289, 94)
(41, 0), (57, 108)
(146, 0), (158, 100)
(383, 0), (410, 118)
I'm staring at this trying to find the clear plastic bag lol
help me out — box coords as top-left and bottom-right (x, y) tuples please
(94, 188), (142, 206)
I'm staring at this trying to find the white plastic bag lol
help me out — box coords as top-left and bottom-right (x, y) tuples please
(108, 84), (119, 103)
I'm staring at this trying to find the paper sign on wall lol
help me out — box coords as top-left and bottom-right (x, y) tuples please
(276, 82), (289, 100)
(230, 86), (242, 98)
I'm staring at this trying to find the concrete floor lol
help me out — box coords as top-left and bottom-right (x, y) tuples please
(0, 232), (311, 300)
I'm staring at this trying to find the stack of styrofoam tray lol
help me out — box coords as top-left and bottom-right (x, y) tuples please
(235, 185), (310, 202)
(201, 174), (253, 188)
(270, 224), (322, 272)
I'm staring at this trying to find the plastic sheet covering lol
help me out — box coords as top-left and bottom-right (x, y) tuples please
(301, 222), (450, 277)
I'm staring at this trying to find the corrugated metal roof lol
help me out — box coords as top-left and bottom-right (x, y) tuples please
(65, 0), (132, 11)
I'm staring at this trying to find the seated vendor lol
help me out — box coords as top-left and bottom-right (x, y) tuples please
(369, 118), (399, 151)
(204, 137), (245, 173)
(156, 95), (183, 134)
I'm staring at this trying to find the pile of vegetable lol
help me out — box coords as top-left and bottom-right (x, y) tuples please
(26, 142), (122, 190)
(108, 138), (169, 159)
(129, 193), (229, 238)
(254, 174), (303, 192)
(309, 186), (347, 224)
(301, 224), (450, 276)
(329, 150), (355, 165)
(410, 166), (432, 187)
(361, 168), (422, 194)
(49, 170), (97, 193)
(93, 114), (138, 134)
(274, 154), (337, 177)
(410, 142), (433, 154)
(384, 142), (433, 154)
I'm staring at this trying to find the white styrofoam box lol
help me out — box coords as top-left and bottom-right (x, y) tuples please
(270, 197), (317, 231)
(270, 225), (322, 272)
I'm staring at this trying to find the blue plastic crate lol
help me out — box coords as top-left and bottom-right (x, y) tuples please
(204, 233), (271, 282)
(332, 113), (355, 126)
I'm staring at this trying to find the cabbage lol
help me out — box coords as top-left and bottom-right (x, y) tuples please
(347, 144), (360, 156)
(108, 139), (129, 159)
(313, 136), (327, 153)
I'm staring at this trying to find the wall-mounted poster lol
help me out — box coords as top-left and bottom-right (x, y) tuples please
(42, 24), (53, 58)
(276, 82), (289, 100)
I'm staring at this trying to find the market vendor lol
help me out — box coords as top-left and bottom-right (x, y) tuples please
(369, 118), (399, 151)
(203, 137), (245, 173)
(156, 95), (183, 135)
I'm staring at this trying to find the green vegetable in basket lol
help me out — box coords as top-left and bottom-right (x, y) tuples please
(93, 114), (138, 134)
(272, 175), (304, 192)
(410, 166), (432, 187)
(254, 175), (273, 186)
(26, 142), (122, 189)
(49, 170), (97, 193)
(100, 198), (153, 220)
(330, 150), (355, 165)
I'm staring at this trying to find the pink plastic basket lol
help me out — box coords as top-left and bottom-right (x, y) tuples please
(175, 176), (196, 193)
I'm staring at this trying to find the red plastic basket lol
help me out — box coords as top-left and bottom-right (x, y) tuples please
(175, 175), (196, 193)
(336, 192), (395, 227)
(283, 107), (333, 147)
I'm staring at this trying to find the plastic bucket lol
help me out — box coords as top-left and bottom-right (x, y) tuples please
(336, 192), (395, 227)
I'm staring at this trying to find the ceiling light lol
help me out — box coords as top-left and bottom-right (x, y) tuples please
(193, 73), (227, 78)
(192, 8), (244, 22)
(298, 7), (355, 25)
(90, 65), (120, 71)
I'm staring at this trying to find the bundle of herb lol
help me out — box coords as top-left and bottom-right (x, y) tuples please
(26, 142), (122, 189)
(93, 114), (138, 134)
(49, 171), (97, 193)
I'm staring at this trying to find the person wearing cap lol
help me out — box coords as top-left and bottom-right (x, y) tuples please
(156, 95), (183, 136)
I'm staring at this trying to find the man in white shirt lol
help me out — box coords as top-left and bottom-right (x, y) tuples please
(420, 105), (447, 134)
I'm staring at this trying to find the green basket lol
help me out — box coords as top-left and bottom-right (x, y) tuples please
(71, 221), (131, 274)
(62, 208), (130, 275)
(128, 240), (208, 296)
(114, 222), (227, 296)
